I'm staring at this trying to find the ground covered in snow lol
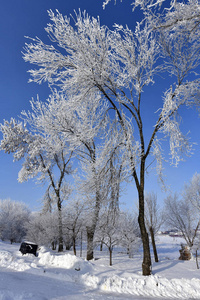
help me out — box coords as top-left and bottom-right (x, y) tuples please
(0, 235), (200, 299)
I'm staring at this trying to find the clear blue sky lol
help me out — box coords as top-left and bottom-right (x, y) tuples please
(0, 0), (200, 211)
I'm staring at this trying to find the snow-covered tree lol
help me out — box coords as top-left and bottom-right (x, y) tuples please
(26, 211), (59, 248)
(164, 194), (200, 247)
(22, 3), (200, 274)
(105, 126), (128, 213)
(77, 119), (127, 260)
(95, 208), (121, 266)
(183, 173), (200, 212)
(63, 199), (85, 256)
(0, 199), (30, 243)
(144, 192), (165, 262)
(0, 97), (73, 252)
(96, 209), (141, 264)
(120, 211), (141, 258)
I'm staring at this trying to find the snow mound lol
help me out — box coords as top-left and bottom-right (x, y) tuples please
(0, 251), (13, 266)
(38, 251), (92, 273)
(0, 251), (30, 271)
(82, 273), (200, 299)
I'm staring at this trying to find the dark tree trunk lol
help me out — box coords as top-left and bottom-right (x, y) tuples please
(51, 241), (56, 250)
(72, 234), (76, 256)
(196, 249), (199, 269)
(100, 239), (104, 251)
(138, 188), (152, 275)
(86, 182), (101, 261)
(65, 240), (72, 250)
(150, 226), (159, 262)
(109, 246), (113, 266)
(57, 198), (63, 252)
(80, 231), (83, 257)
(86, 227), (95, 260)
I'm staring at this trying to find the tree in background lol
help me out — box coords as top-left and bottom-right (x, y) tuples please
(0, 199), (30, 243)
(183, 173), (200, 213)
(26, 211), (59, 248)
(144, 192), (165, 262)
(96, 209), (141, 265)
(164, 193), (200, 248)
(95, 207), (121, 266)
(63, 199), (85, 256)
(22, 5), (200, 274)
(120, 211), (141, 259)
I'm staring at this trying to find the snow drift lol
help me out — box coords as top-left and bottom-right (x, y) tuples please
(0, 236), (200, 299)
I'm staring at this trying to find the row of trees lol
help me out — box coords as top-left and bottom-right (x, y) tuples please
(0, 198), (141, 266)
(0, 97), (127, 260)
(0, 172), (199, 265)
(1, 0), (200, 275)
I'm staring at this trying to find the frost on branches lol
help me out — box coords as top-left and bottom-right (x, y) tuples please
(0, 199), (30, 244)
(21, 5), (200, 274)
(0, 97), (74, 252)
(1, 0), (198, 275)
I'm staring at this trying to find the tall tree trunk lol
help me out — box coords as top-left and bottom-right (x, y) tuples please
(109, 246), (113, 266)
(86, 226), (95, 260)
(138, 188), (152, 275)
(51, 241), (56, 250)
(100, 239), (103, 251)
(86, 185), (101, 261)
(150, 226), (159, 262)
(196, 249), (199, 269)
(73, 236), (76, 256)
(57, 198), (63, 252)
(80, 231), (82, 257)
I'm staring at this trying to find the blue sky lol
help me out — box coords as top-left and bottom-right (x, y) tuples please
(0, 0), (200, 211)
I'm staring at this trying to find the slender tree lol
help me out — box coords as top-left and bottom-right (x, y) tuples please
(76, 124), (125, 261)
(144, 192), (165, 262)
(63, 199), (85, 256)
(95, 207), (121, 266)
(0, 101), (73, 252)
(120, 211), (141, 258)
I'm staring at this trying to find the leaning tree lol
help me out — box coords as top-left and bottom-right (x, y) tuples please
(21, 2), (200, 274)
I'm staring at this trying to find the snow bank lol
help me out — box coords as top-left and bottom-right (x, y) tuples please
(0, 247), (91, 274)
(38, 250), (91, 273)
(82, 273), (200, 299)
(0, 251), (30, 271)
(1, 237), (200, 299)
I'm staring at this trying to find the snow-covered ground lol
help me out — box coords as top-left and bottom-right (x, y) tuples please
(0, 235), (200, 299)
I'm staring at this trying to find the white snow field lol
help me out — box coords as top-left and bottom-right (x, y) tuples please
(0, 235), (200, 300)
